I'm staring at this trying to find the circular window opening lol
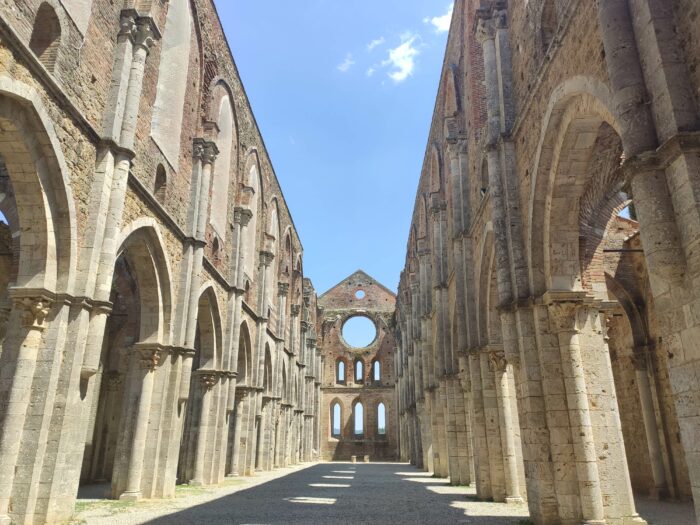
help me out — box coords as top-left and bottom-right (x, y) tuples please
(355, 289), (366, 299)
(342, 316), (377, 348)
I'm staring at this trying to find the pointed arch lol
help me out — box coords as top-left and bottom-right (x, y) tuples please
(237, 320), (252, 385)
(444, 66), (459, 117)
(210, 87), (236, 239)
(115, 223), (173, 345)
(196, 284), (223, 370)
(429, 145), (442, 194)
(30, 3), (61, 71)
(330, 399), (342, 438)
(241, 151), (263, 281)
(151, 0), (193, 168)
(353, 399), (364, 436)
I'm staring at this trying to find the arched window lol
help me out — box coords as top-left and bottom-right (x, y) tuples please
(331, 402), (341, 438)
(30, 3), (61, 71)
(373, 360), (381, 382)
(377, 403), (386, 436)
(355, 359), (364, 383)
(151, 0), (192, 167)
(336, 359), (346, 384)
(243, 164), (260, 280)
(154, 164), (167, 203)
(354, 402), (364, 436)
(210, 94), (234, 239)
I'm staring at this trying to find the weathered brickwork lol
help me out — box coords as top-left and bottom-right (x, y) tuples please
(318, 271), (398, 462)
(396, 1), (700, 524)
(0, 1), (321, 524)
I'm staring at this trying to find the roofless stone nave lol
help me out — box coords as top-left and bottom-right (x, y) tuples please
(0, 0), (700, 524)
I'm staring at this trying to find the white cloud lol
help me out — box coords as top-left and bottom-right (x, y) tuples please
(425, 3), (454, 33)
(367, 37), (385, 51)
(337, 53), (355, 73)
(366, 67), (376, 77)
(381, 34), (420, 83)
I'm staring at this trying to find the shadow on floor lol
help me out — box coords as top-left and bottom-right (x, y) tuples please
(144, 463), (529, 525)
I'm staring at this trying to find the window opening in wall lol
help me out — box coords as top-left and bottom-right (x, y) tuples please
(373, 360), (381, 382)
(30, 3), (61, 71)
(336, 359), (345, 384)
(342, 315), (377, 348)
(618, 200), (638, 221)
(355, 289), (365, 299)
(377, 403), (386, 436)
(0, 210), (6, 225)
(154, 164), (167, 203)
(354, 402), (364, 437)
(331, 403), (341, 437)
(355, 359), (364, 383)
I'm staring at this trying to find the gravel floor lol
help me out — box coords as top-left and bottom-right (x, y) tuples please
(72, 462), (696, 525)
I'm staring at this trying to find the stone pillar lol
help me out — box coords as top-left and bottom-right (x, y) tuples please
(190, 371), (218, 486)
(546, 298), (604, 524)
(632, 346), (668, 499)
(0, 296), (52, 525)
(119, 344), (165, 501)
(255, 398), (269, 469)
(490, 350), (524, 504)
(228, 389), (248, 476)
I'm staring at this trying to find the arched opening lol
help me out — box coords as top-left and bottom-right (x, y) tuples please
(336, 358), (346, 384)
(354, 402), (364, 437)
(242, 163), (260, 282)
(373, 360), (381, 383)
(0, 158), (17, 344)
(178, 288), (221, 485)
(354, 359), (364, 384)
(154, 164), (167, 204)
(210, 93), (235, 239)
(29, 3), (61, 71)
(331, 402), (342, 438)
(377, 403), (386, 437)
(79, 226), (171, 499)
(529, 89), (693, 511)
(151, 0), (192, 167)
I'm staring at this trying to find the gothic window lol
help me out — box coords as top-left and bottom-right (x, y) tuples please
(30, 3), (61, 71)
(210, 94), (235, 239)
(373, 360), (381, 382)
(154, 164), (167, 203)
(377, 402), (386, 436)
(331, 402), (341, 437)
(336, 359), (346, 384)
(354, 402), (364, 437)
(355, 359), (364, 383)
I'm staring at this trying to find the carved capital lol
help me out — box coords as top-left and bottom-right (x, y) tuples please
(493, 9), (508, 30)
(133, 344), (166, 371)
(14, 296), (52, 330)
(278, 282), (290, 297)
(193, 138), (219, 165)
(291, 304), (301, 317)
(133, 17), (158, 52)
(476, 17), (496, 44)
(118, 11), (137, 39)
(547, 301), (588, 335)
(488, 350), (507, 372)
(234, 207), (254, 227)
(300, 320), (310, 333)
(260, 251), (275, 267)
(197, 370), (219, 390)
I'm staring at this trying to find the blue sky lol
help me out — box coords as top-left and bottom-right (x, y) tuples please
(219, 1), (452, 294)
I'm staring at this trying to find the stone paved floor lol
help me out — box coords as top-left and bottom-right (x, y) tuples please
(71, 463), (695, 525)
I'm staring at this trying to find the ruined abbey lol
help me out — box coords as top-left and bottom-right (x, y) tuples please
(1, 0), (700, 524)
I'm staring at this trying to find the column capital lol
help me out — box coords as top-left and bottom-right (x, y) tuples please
(195, 369), (219, 390)
(291, 304), (301, 317)
(13, 296), (52, 331)
(543, 291), (594, 335)
(278, 282), (290, 296)
(300, 320), (310, 333)
(234, 207), (254, 227)
(133, 15), (159, 52)
(132, 343), (167, 371)
(260, 251), (275, 267)
(475, 16), (496, 44)
(193, 138), (219, 164)
(488, 349), (507, 373)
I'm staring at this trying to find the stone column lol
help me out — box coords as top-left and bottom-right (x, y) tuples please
(190, 371), (218, 486)
(631, 345), (668, 499)
(255, 398), (270, 469)
(228, 389), (249, 476)
(546, 298), (604, 524)
(0, 296), (52, 525)
(490, 350), (524, 504)
(119, 344), (165, 501)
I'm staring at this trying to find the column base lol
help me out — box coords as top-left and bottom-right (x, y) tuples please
(226, 472), (239, 478)
(189, 479), (205, 487)
(0, 514), (11, 525)
(119, 491), (142, 501)
(505, 496), (525, 504)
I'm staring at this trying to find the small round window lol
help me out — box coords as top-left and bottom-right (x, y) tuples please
(355, 289), (366, 299)
(342, 316), (377, 348)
